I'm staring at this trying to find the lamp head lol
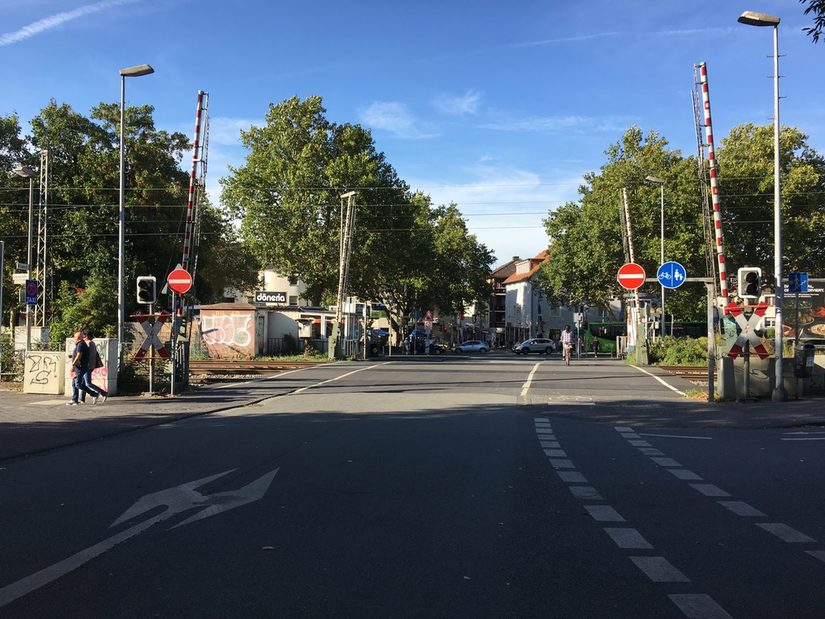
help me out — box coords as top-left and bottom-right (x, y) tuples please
(738, 11), (780, 27)
(644, 175), (665, 186)
(13, 165), (36, 178)
(119, 64), (154, 77)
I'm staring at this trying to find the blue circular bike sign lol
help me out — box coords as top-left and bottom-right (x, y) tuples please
(657, 261), (687, 289)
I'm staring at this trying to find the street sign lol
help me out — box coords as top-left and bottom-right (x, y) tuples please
(724, 302), (769, 360)
(617, 263), (646, 290)
(24, 279), (38, 305)
(657, 261), (687, 289)
(788, 272), (809, 294)
(167, 268), (192, 295)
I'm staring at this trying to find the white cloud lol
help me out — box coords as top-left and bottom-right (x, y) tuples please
(480, 112), (628, 134)
(359, 101), (437, 139)
(408, 164), (585, 266)
(0, 0), (139, 46)
(207, 117), (261, 146)
(433, 90), (481, 116)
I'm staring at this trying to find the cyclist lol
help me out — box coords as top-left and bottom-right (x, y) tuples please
(560, 325), (573, 365)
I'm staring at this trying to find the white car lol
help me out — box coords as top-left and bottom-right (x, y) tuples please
(512, 338), (556, 355)
(454, 340), (488, 353)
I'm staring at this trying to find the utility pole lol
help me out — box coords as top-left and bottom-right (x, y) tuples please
(331, 191), (356, 359)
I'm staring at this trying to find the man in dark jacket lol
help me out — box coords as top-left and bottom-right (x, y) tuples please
(67, 330), (98, 405)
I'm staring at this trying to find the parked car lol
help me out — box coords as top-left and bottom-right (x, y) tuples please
(429, 342), (448, 355)
(512, 338), (556, 355)
(454, 340), (488, 353)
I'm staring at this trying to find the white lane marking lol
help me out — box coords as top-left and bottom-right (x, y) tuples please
(630, 556), (690, 582)
(548, 402), (596, 407)
(638, 448), (665, 456)
(212, 365), (321, 390)
(806, 550), (825, 563)
(756, 522), (817, 543)
(520, 361), (543, 398)
(549, 458), (575, 469)
(614, 427), (636, 433)
(784, 431), (825, 435)
(690, 484), (731, 498)
(535, 429), (555, 435)
(603, 528), (653, 550)
(630, 365), (687, 397)
(569, 486), (603, 501)
(781, 437), (825, 441)
(292, 362), (390, 394)
(0, 511), (165, 608)
(539, 441), (561, 449)
(545, 449), (567, 458)
(717, 501), (766, 518)
(651, 457), (682, 468)
(669, 594), (734, 619)
(668, 469), (703, 481)
(639, 433), (711, 441)
(585, 505), (625, 522)
(557, 471), (588, 483)
(628, 440), (652, 447)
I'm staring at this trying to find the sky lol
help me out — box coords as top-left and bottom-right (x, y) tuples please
(2, 0), (823, 269)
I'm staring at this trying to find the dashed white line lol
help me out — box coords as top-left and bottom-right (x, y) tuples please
(630, 556), (690, 582)
(668, 469), (703, 481)
(603, 528), (653, 550)
(669, 594), (734, 618)
(585, 505), (626, 522)
(638, 448), (665, 456)
(805, 550), (825, 563)
(557, 471), (588, 483)
(690, 484), (731, 498)
(781, 437), (825, 441)
(569, 486), (603, 501)
(756, 522), (817, 543)
(651, 457), (682, 468)
(545, 449), (567, 458)
(717, 501), (766, 518)
(628, 440), (652, 447)
(549, 458), (575, 469)
(540, 441), (561, 449)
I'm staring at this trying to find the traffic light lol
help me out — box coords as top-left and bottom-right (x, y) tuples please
(136, 276), (157, 305)
(737, 267), (762, 299)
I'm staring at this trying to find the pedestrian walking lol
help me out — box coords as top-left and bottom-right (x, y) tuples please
(592, 338), (600, 358)
(81, 330), (108, 403)
(67, 330), (98, 405)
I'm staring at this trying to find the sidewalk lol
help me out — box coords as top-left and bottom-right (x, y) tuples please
(0, 385), (261, 462)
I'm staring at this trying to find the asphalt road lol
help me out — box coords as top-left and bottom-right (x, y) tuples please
(1, 354), (824, 617)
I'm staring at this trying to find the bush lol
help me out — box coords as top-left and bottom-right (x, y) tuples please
(648, 336), (708, 366)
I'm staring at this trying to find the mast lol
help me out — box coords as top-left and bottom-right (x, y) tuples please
(698, 62), (729, 302)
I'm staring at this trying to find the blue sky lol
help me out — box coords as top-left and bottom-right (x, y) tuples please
(2, 0), (823, 268)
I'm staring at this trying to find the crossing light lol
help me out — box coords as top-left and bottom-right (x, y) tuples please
(737, 267), (762, 299)
(136, 276), (157, 305)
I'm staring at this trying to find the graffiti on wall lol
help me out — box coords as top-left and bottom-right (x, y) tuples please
(26, 353), (58, 386)
(201, 312), (255, 356)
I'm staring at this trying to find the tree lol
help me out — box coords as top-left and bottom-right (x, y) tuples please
(536, 127), (707, 320)
(222, 96), (417, 306)
(717, 123), (825, 279)
(801, 0), (825, 42)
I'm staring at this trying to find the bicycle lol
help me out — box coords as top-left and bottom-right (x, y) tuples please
(563, 343), (573, 365)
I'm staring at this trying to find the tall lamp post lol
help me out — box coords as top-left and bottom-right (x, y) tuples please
(738, 10), (786, 401)
(118, 64), (154, 368)
(645, 175), (666, 337)
(13, 165), (36, 351)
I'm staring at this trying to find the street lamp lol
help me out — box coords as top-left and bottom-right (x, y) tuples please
(737, 10), (786, 401)
(645, 175), (666, 337)
(14, 164), (36, 351)
(118, 63), (154, 368)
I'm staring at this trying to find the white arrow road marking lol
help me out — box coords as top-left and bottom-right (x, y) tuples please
(0, 468), (279, 609)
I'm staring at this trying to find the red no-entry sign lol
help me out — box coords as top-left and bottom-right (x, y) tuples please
(167, 268), (192, 295)
(617, 263), (646, 290)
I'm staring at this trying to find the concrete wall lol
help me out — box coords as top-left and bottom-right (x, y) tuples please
(200, 308), (256, 358)
(23, 351), (65, 394)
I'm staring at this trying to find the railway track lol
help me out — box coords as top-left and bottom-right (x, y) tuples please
(659, 365), (710, 383)
(189, 359), (323, 376)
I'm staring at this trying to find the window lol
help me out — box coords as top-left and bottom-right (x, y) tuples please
(289, 295), (298, 306)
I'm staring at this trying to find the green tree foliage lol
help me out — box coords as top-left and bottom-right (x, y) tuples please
(537, 127), (707, 320)
(0, 114), (29, 326)
(717, 123), (825, 278)
(221, 96), (495, 324)
(48, 272), (118, 348)
(801, 0), (825, 42)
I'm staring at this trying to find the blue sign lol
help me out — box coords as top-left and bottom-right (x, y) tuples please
(787, 272), (809, 293)
(24, 279), (38, 305)
(657, 261), (687, 289)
